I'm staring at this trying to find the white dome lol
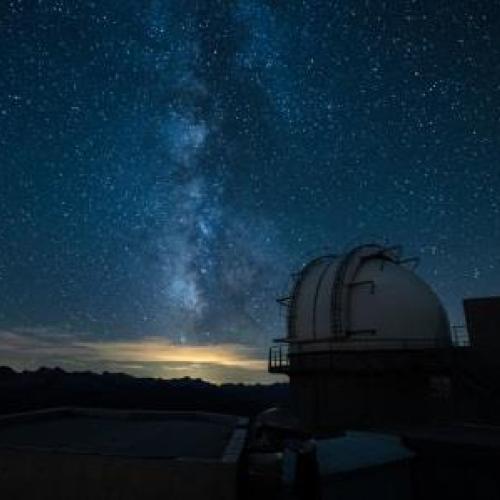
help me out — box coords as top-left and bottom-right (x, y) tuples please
(286, 244), (450, 350)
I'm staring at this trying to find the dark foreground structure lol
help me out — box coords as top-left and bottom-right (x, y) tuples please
(0, 408), (247, 500)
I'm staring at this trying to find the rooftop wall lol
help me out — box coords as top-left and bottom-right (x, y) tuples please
(0, 408), (247, 500)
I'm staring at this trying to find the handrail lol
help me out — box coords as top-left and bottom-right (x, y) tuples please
(268, 335), (463, 373)
(268, 345), (290, 372)
(272, 335), (452, 347)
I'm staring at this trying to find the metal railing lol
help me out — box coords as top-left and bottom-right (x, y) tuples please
(268, 344), (290, 372)
(268, 334), (463, 374)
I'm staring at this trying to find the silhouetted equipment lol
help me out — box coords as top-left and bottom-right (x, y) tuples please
(269, 244), (454, 432)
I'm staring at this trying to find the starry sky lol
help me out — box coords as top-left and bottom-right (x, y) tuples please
(1, 1), (499, 383)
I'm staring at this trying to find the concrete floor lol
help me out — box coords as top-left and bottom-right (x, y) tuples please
(0, 413), (236, 459)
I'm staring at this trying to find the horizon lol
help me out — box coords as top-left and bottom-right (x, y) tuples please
(0, 363), (288, 386)
(0, 328), (284, 384)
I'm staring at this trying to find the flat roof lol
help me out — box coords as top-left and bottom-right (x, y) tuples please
(0, 408), (247, 460)
(316, 432), (414, 475)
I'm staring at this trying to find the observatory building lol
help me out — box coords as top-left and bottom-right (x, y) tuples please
(269, 244), (453, 432)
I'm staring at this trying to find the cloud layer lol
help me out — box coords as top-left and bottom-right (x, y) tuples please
(0, 328), (282, 384)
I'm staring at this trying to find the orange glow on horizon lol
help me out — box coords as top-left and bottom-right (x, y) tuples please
(0, 329), (283, 384)
(77, 338), (267, 370)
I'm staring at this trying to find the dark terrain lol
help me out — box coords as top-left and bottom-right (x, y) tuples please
(0, 366), (290, 417)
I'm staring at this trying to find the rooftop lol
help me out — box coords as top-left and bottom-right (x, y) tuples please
(0, 408), (247, 461)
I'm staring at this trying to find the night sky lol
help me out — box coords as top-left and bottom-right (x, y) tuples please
(1, 1), (499, 383)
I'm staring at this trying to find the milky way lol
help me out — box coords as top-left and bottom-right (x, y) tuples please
(1, 1), (500, 381)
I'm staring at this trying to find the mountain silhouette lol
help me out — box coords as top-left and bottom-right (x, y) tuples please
(0, 366), (289, 416)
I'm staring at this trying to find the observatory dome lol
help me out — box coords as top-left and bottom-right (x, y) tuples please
(285, 244), (450, 350)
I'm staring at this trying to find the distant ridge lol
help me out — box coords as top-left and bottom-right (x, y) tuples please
(0, 366), (289, 416)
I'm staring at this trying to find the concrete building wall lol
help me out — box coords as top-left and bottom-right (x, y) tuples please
(464, 297), (500, 352)
(289, 352), (452, 433)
